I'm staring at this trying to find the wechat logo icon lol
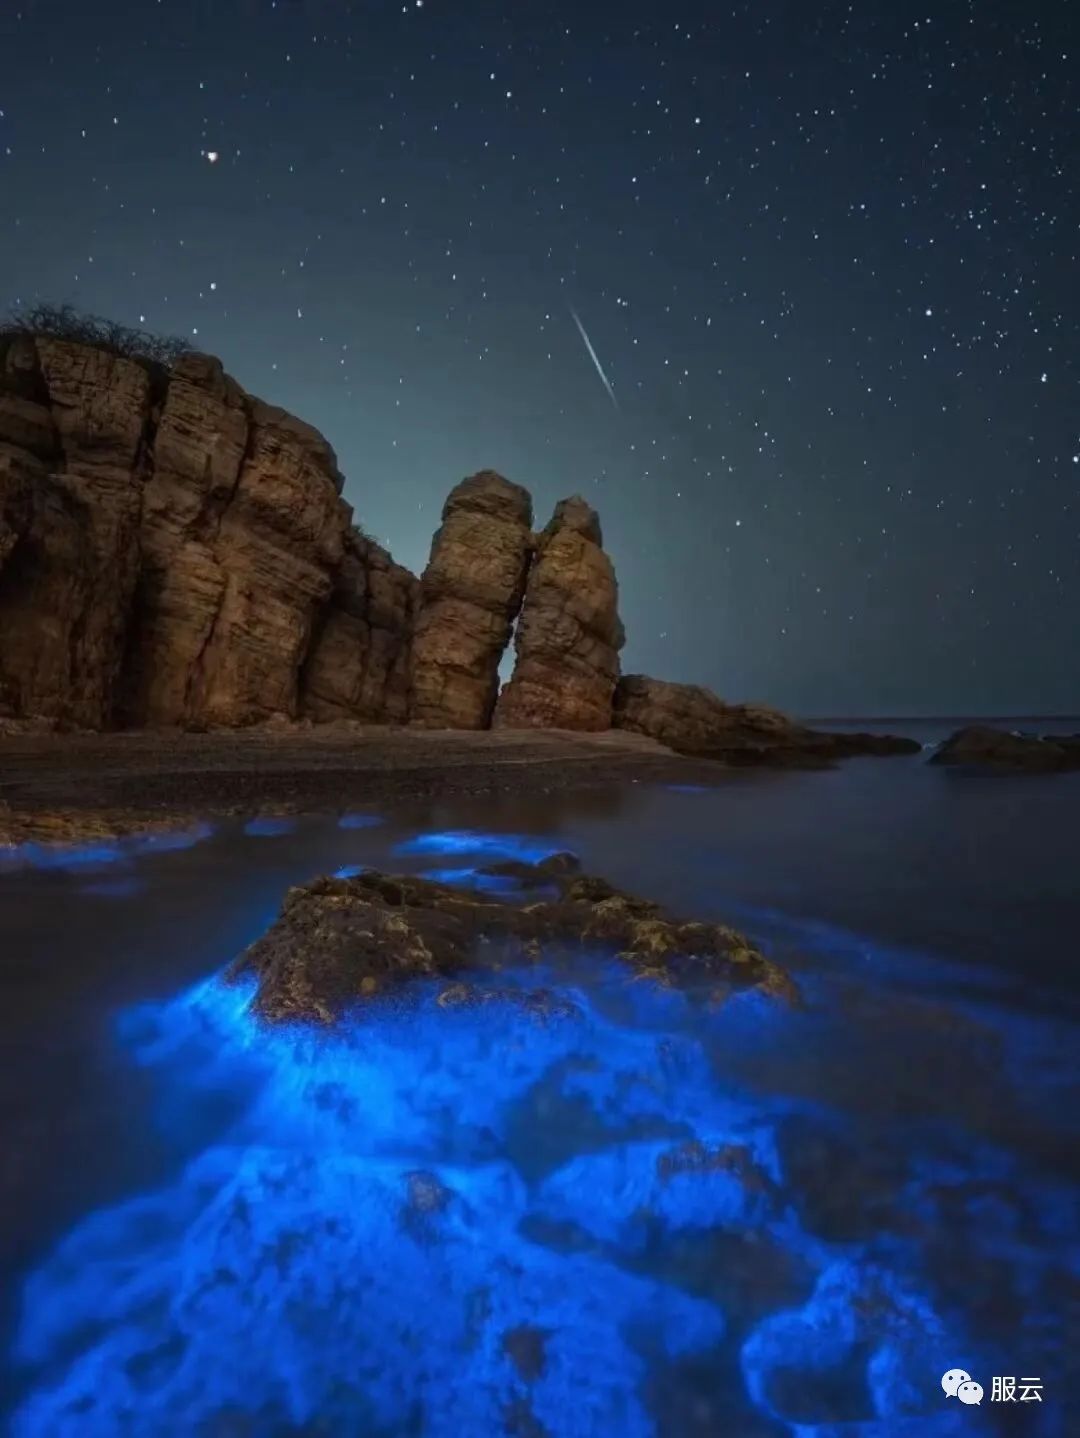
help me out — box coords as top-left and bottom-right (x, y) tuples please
(942, 1369), (984, 1405)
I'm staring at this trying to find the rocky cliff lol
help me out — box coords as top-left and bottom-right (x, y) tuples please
(0, 328), (918, 765)
(0, 335), (413, 730)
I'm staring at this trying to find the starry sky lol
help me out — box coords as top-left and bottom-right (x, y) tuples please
(1, 0), (1077, 717)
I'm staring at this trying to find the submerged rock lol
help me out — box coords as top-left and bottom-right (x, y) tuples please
(613, 675), (920, 767)
(930, 724), (1080, 773)
(227, 856), (796, 1022)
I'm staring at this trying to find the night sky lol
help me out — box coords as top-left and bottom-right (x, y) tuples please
(1, 0), (1076, 717)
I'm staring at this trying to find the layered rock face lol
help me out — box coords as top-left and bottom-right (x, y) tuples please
(409, 471), (533, 729)
(301, 529), (417, 723)
(613, 675), (920, 765)
(0, 336), (152, 728)
(0, 335), (413, 730)
(127, 376), (350, 728)
(495, 496), (625, 731)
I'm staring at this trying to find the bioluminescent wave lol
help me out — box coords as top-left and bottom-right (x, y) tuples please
(394, 830), (572, 863)
(0, 822), (215, 875)
(338, 813), (385, 830)
(242, 816), (298, 838)
(9, 938), (1073, 1436)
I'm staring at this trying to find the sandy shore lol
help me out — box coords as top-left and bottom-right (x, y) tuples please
(0, 726), (720, 843)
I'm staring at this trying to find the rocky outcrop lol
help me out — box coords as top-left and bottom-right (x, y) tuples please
(930, 724), (1080, 773)
(127, 373), (350, 727)
(409, 471), (533, 729)
(613, 675), (920, 766)
(301, 529), (417, 723)
(0, 336), (152, 728)
(0, 334), (413, 730)
(227, 855), (796, 1024)
(494, 496), (625, 731)
(0, 327), (933, 759)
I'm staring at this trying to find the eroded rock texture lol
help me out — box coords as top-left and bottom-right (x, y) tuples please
(613, 675), (920, 766)
(301, 529), (418, 723)
(227, 855), (796, 1024)
(118, 352), (250, 726)
(494, 496), (624, 731)
(409, 471), (533, 729)
(0, 336), (152, 728)
(0, 335), (417, 730)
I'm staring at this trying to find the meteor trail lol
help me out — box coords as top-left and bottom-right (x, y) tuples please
(568, 304), (619, 410)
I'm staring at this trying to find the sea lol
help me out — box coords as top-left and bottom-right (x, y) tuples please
(0, 718), (1077, 1436)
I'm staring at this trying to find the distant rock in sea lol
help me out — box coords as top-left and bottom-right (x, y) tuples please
(931, 724), (1080, 773)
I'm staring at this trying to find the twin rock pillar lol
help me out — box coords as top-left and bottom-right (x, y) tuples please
(409, 475), (624, 732)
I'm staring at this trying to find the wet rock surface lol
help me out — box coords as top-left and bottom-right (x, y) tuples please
(495, 496), (625, 732)
(613, 675), (920, 766)
(930, 723), (1080, 772)
(228, 855), (796, 1023)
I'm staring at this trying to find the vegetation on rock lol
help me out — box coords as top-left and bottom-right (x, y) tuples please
(1, 302), (192, 374)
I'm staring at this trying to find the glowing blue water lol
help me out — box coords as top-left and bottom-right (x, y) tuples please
(3, 811), (1076, 1435)
(338, 812), (385, 830)
(394, 830), (568, 863)
(242, 817), (297, 838)
(0, 822), (214, 874)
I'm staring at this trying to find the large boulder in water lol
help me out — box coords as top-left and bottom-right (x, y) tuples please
(930, 724), (1080, 773)
(226, 857), (796, 1023)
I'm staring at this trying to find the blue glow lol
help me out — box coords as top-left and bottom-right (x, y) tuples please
(418, 866), (558, 896)
(0, 823), (214, 874)
(1, 841), (125, 873)
(394, 830), (572, 863)
(125, 822), (214, 854)
(242, 817), (297, 838)
(8, 899), (1074, 1435)
(331, 864), (368, 879)
(337, 812), (384, 830)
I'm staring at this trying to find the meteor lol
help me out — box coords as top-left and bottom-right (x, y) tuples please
(568, 304), (619, 410)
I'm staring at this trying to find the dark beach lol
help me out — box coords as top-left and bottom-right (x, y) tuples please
(0, 727), (726, 840)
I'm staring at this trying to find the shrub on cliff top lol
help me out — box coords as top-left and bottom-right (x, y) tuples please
(1, 302), (192, 371)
